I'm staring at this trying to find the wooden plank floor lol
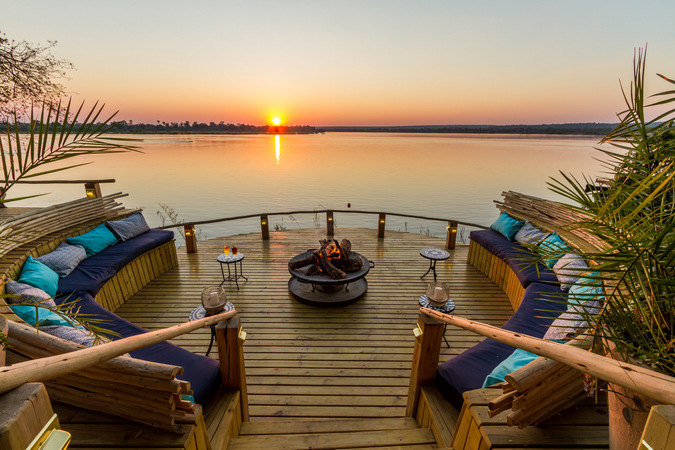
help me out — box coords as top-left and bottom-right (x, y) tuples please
(115, 227), (513, 423)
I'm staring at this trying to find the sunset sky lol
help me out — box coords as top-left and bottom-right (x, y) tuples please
(4, 1), (675, 126)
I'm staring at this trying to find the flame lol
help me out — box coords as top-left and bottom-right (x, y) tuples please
(326, 242), (341, 260)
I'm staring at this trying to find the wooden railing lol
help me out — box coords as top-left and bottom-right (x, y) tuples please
(159, 209), (489, 253)
(0, 179), (116, 201)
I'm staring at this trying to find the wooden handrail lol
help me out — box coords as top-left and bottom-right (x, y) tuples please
(0, 309), (237, 395)
(156, 209), (488, 230)
(420, 308), (675, 405)
(0, 179), (116, 184)
(160, 209), (488, 252)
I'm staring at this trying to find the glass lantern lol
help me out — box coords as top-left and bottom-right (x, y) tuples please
(201, 286), (227, 315)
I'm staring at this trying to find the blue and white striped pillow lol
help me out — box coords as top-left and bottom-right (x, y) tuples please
(36, 242), (87, 278)
(106, 212), (151, 241)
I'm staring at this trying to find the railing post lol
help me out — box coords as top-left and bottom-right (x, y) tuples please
(84, 182), (102, 198)
(216, 316), (249, 421)
(326, 211), (334, 237)
(184, 225), (197, 253)
(377, 213), (386, 238)
(446, 221), (458, 249)
(260, 215), (270, 240)
(406, 313), (444, 418)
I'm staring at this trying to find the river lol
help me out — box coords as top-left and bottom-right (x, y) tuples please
(10, 132), (607, 243)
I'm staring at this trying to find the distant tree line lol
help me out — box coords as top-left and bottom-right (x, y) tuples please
(321, 123), (618, 136)
(113, 120), (320, 134)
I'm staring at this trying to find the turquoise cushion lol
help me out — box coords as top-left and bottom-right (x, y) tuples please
(539, 233), (572, 268)
(482, 348), (539, 387)
(67, 224), (118, 257)
(568, 273), (604, 305)
(18, 257), (59, 297)
(490, 212), (524, 241)
(9, 305), (75, 327)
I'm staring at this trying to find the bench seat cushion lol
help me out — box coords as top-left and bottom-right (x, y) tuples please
(57, 229), (174, 296)
(470, 229), (557, 287)
(55, 291), (221, 406)
(435, 282), (566, 409)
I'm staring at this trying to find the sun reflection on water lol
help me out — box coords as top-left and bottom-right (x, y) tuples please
(275, 134), (280, 164)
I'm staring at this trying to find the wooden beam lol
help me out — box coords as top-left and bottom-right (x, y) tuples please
(421, 307), (675, 405)
(184, 225), (197, 253)
(406, 314), (443, 418)
(216, 316), (249, 421)
(445, 221), (457, 249)
(260, 215), (269, 240)
(326, 211), (334, 237)
(0, 310), (237, 395)
(377, 214), (386, 238)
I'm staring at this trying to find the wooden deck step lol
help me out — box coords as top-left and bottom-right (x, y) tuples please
(229, 417), (437, 449)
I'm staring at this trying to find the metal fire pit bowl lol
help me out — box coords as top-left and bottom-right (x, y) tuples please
(288, 250), (373, 306)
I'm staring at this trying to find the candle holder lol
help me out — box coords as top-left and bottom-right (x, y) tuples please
(201, 286), (227, 315)
(426, 282), (450, 306)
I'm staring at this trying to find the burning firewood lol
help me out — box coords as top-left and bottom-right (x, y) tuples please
(288, 239), (363, 279)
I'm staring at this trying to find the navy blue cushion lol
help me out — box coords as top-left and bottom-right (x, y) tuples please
(54, 291), (221, 406)
(58, 229), (174, 296)
(470, 229), (557, 287)
(436, 282), (567, 409)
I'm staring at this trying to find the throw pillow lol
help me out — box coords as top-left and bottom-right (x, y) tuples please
(552, 253), (589, 291)
(107, 212), (151, 241)
(36, 242), (87, 278)
(17, 256), (59, 297)
(543, 300), (601, 341)
(539, 233), (572, 268)
(490, 212), (525, 241)
(568, 273), (604, 305)
(9, 305), (75, 328)
(514, 221), (550, 246)
(67, 224), (118, 257)
(4, 280), (56, 307)
(482, 348), (539, 387)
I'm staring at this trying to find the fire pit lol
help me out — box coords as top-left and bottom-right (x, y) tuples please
(288, 239), (373, 306)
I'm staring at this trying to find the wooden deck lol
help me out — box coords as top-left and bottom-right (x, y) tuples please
(115, 228), (512, 425)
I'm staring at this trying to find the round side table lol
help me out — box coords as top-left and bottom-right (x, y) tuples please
(420, 247), (450, 281)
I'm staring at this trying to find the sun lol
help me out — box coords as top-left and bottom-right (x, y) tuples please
(272, 116), (282, 126)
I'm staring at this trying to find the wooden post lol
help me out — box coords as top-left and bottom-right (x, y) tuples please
(184, 225), (197, 253)
(326, 211), (334, 237)
(260, 215), (269, 240)
(377, 213), (386, 238)
(216, 316), (249, 421)
(446, 221), (458, 249)
(84, 182), (102, 198)
(406, 313), (444, 417)
(0, 383), (57, 450)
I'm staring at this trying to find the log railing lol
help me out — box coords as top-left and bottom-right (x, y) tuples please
(416, 308), (675, 407)
(158, 209), (487, 253)
(2, 309), (248, 432)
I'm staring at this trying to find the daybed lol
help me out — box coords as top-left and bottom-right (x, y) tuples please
(436, 226), (567, 409)
(1, 196), (244, 447)
(436, 194), (597, 409)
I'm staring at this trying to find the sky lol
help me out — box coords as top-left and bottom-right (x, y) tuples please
(3, 0), (675, 126)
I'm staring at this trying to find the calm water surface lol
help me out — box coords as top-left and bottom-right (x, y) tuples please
(12, 133), (607, 243)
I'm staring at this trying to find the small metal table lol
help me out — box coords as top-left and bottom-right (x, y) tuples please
(419, 295), (455, 347)
(188, 302), (234, 356)
(420, 247), (450, 281)
(217, 253), (247, 289)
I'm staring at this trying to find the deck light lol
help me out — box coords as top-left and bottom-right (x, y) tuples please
(85, 188), (97, 198)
